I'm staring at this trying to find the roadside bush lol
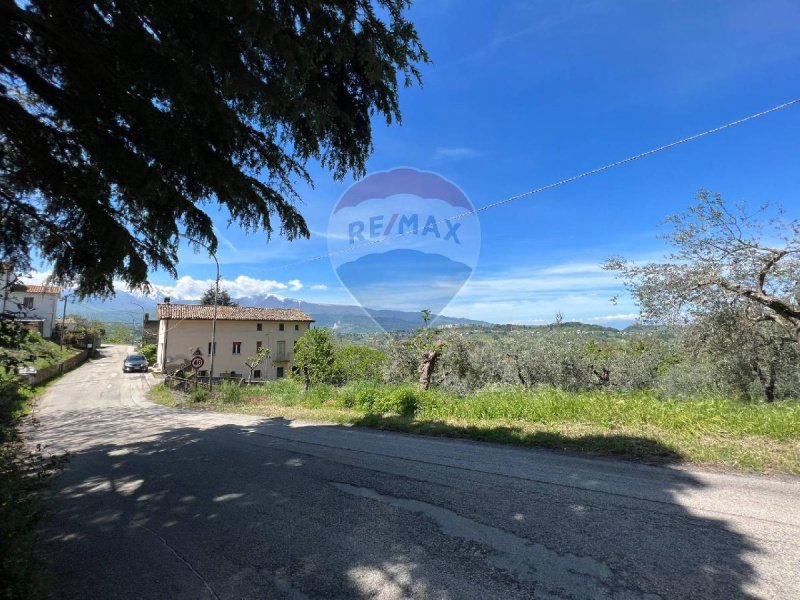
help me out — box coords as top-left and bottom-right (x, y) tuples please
(1, 385), (68, 599)
(217, 380), (243, 404)
(189, 387), (210, 403)
(305, 384), (337, 407)
(372, 385), (419, 417)
(0, 320), (28, 349)
(294, 328), (337, 385)
(251, 378), (305, 406)
(350, 382), (382, 411)
(139, 344), (157, 364)
(333, 345), (386, 383)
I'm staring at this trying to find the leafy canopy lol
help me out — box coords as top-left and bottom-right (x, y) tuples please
(605, 190), (800, 343)
(294, 327), (336, 385)
(200, 287), (237, 307)
(0, 1), (428, 297)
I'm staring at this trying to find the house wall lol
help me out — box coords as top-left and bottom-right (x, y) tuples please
(4, 291), (59, 337)
(157, 319), (311, 380)
(143, 319), (159, 345)
(1, 268), (13, 314)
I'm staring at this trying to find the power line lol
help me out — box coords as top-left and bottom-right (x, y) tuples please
(269, 96), (800, 272)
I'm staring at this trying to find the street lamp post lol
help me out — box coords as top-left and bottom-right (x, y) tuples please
(208, 257), (219, 390)
(182, 236), (220, 391)
(130, 301), (145, 347)
(59, 294), (69, 350)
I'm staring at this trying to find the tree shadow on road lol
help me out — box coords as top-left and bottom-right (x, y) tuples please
(35, 407), (770, 599)
(353, 413), (685, 465)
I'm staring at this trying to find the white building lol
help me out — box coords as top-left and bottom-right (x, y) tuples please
(1, 272), (61, 338)
(156, 302), (314, 380)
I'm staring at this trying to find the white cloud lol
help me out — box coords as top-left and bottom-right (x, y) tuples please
(309, 229), (352, 241)
(434, 146), (481, 159)
(586, 313), (640, 323)
(19, 270), (53, 285)
(435, 258), (640, 325)
(152, 275), (303, 300)
(212, 227), (239, 253)
(539, 262), (605, 275)
(310, 284), (329, 291)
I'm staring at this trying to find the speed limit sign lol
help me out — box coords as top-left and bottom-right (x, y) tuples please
(190, 356), (205, 370)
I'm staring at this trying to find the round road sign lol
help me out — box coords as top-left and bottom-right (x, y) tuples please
(190, 356), (205, 370)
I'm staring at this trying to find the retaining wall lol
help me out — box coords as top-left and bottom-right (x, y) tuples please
(25, 348), (91, 387)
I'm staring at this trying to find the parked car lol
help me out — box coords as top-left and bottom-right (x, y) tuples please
(123, 353), (149, 373)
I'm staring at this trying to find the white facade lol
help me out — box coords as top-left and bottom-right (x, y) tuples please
(157, 315), (312, 380)
(2, 285), (61, 338)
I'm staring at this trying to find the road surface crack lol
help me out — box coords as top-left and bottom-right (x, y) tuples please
(142, 525), (220, 599)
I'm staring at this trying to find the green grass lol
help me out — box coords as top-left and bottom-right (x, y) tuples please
(1, 374), (70, 599)
(150, 380), (800, 475)
(1, 337), (78, 600)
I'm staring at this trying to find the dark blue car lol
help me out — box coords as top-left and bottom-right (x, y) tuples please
(123, 353), (149, 373)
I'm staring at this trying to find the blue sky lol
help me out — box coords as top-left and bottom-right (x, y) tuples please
(44, 1), (800, 325)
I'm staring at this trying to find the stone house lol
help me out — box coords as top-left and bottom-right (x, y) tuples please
(156, 302), (314, 380)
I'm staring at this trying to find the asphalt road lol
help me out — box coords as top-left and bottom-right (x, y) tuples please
(31, 345), (800, 599)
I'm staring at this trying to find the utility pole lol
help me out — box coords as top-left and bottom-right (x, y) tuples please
(182, 235), (220, 391)
(59, 295), (68, 350)
(130, 302), (145, 347)
(209, 257), (219, 391)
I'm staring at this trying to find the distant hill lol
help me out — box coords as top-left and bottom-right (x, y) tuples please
(67, 289), (488, 333)
(67, 290), (645, 335)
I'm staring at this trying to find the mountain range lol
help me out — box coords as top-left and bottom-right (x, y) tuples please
(67, 289), (489, 333)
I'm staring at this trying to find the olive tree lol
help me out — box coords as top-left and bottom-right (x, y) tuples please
(607, 190), (800, 400)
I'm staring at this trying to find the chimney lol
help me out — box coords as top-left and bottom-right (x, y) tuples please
(163, 297), (170, 304)
(144, 313), (149, 322)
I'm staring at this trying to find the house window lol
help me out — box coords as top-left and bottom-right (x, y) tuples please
(207, 342), (216, 355)
(256, 323), (262, 331)
(276, 366), (285, 378)
(256, 340), (262, 352)
(279, 323), (285, 331)
(232, 342), (241, 355)
(276, 340), (286, 361)
(23, 297), (34, 309)
(253, 369), (261, 379)
(199, 370), (208, 377)
(294, 324), (299, 331)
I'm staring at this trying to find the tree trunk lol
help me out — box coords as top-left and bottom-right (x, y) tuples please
(755, 364), (777, 403)
(592, 366), (610, 388)
(507, 354), (526, 387)
(419, 350), (439, 391)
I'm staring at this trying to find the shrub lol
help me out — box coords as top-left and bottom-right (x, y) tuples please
(25, 330), (43, 344)
(351, 382), (382, 411)
(333, 345), (386, 383)
(139, 344), (157, 364)
(294, 328), (337, 385)
(305, 384), (336, 406)
(250, 378), (305, 406)
(372, 385), (419, 417)
(217, 380), (243, 404)
(189, 387), (210, 403)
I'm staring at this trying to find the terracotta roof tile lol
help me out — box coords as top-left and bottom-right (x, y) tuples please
(12, 284), (61, 294)
(157, 303), (314, 322)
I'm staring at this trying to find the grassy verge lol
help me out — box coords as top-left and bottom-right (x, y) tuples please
(150, 379), (800, 475)
(1, 371), (69, 598)
(4, 334), (79, 372)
